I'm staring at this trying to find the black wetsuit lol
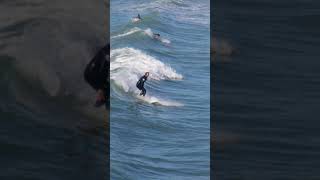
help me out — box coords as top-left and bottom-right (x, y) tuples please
(84, 44), (109, 107)
(136, 75), (148, 96)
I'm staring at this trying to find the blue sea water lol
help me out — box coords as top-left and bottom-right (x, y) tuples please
(110, 0), (210, 179)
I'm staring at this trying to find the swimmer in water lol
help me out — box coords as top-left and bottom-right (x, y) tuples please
(132, 14), (142, 23)
(153, 33), (160, 39)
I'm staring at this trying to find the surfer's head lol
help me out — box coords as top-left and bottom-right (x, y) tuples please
(145, 72), (149, 77)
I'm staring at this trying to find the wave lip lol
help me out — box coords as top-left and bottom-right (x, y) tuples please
(111, 47), (182, 106)
(111, 47), (182, 82)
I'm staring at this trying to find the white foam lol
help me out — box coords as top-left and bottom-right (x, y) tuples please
(136, 95), (183, 107)
(160, 38), (171, 44)
(144, 28), (154, 37)
(111, 27), (141, 39)
(144, 28), (171, 44)
(111, 47), (182, 106)
(111, 28), (171, 44)
(131, 17), (141, 23)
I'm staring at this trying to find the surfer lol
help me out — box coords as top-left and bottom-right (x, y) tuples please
(132, 14), (142, 23)
(136, 72), (149, 96)
(84, 44), (109, 108)
(153, 33), (160, 39)
(137, 14), (141, 20)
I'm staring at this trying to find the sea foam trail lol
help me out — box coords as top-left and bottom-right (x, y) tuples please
(111, 27), (171, 44)
(111, 27), (141, 39)
(144, 28), (171, 44)
(111, 47), (182, 106)
(136, 95), (183, 107)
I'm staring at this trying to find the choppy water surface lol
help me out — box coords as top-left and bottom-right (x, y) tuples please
(111, 0), (210, 179)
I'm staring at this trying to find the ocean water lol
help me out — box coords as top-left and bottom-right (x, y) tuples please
(212, 0), (320, 179)
(0, 0), (109, 179)
(110, 0), (210, 179)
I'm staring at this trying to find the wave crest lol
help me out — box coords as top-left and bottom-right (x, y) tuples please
(111, 47), (182, 106)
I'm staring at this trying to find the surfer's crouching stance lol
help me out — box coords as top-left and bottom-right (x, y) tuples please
(136, 72), (149, 96)
(84, 44), (109, 108)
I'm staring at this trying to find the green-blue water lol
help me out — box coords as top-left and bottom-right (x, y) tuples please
(110, 0), (210, 179)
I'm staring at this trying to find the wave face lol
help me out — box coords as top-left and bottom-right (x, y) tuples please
(0, 0), (109, 179)
(111, 47), (182, 106)
(111, 0), (210, 179)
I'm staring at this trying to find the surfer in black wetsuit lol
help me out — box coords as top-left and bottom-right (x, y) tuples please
(137, 14), (141, 20)
(136, 72), (149, 96)
(153, 33), (161, 40)
(84, 44), (109, 108)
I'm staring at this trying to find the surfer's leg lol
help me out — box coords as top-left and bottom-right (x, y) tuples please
(142, 87), (146, 96)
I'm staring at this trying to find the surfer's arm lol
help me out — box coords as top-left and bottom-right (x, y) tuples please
(139, 76), (147, 82)
(142, 75), (148, 81)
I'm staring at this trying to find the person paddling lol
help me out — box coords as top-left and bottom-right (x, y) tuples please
(153, 33), (160, 39)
